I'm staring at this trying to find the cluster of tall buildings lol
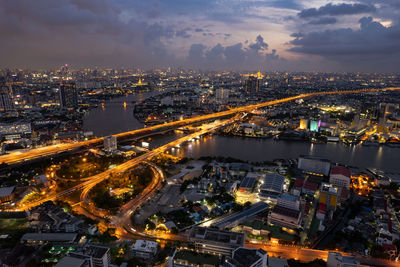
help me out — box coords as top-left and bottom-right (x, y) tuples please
(244, 72), (264, 95)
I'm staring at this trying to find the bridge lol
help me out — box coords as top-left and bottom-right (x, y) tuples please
(10, 87), (400, 267)
(1, 86), (399, 166)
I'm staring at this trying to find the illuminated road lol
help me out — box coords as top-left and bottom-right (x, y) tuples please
(246, 243), (399, 266)
(5, 87), (400, 265)
(14, 117), (237, 211)
(1, 87), (399, 166)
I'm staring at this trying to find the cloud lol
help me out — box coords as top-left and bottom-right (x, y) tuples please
(176, 28), (192, 38)
(289, 16), (400, 71)
(298, 3), (376, 19)
(308, 17), (337, 25)
(185, 35), (285, 70)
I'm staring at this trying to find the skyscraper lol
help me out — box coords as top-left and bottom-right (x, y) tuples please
(215, 88), (229, 100)
(245, 72), (264, 95)
(0, 77), (13, 111)
(59, 82), (78, 108)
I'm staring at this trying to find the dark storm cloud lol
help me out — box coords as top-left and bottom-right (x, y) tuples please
(289, 17), (400, 71)
(0, 0), (180, 68)
(186, 35), (285, 70)
(298, 3), (376, 19)
(308, 17), (337, 25)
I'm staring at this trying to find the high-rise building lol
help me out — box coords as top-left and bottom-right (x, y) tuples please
(245, 72), (264, 95)
(215, 88), (229, 100)
(0, 77), (13, 111)
(299, 119), (308, 130)
(59, 82), (78, 108)
(319, 183), (338, 211)
(103, 136), (117, 152)
(245, 76), (260, 95)
(0, 93), (13, 111)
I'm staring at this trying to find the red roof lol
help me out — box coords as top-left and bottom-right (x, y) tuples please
(293, 179), (304, 188)
(304, 202), (311, 214)
(193, 206), (202, 212)
(318, 203), (326, 212)
(340, 187), (349, 198)
(382, 244), (397, 252)
(303, 180), (318, 191)
(330, 166), (351, 178)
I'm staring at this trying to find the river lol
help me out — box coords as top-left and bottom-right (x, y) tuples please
(83, 94), (400, 172)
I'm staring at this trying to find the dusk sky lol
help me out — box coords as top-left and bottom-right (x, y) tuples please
(1, 0), (400, 72)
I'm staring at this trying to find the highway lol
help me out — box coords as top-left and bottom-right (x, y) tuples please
(1, 86), (399, 166)
(15, 116), (238, 211)
(6, 87), (400, 265)
(246, 243), (399, 266)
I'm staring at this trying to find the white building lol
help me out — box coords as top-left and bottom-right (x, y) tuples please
(268, 205), (302, 230)
(103, 136), (117, 152)
(330, 166), (351, 189)
(189, 227), (244, 258)
(131, 240), (158, 260)
(277, 193), (300, 211)
(298, 156), (331, 176)
(327, 252), (359, 267)
(70, 245), (111, 267)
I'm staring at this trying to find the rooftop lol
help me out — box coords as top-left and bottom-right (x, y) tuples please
(228, 248), (266, 267)
(21, 233), (77, 242)
(299, 155), (330, 163)
(239, 177), (257, 189)
(84, 245), (109, 258)
(211, 202), (269, 229)
(0, 186), (15, 197)
(173, 249), (220, 266)
(261, 174), (284, 193)
(321, 183), (338, 194)
(268, 256), (289, 267)
(330, 166), (351, 178)
(55, 256), (87, 267)
(132, 240), (158, 253)
(190, 226), (244, 246)
(293, 178), (304, 188)
(302, 180), (318, 191)
(279, 193), (297, 202)
(271, 205), (300, 219)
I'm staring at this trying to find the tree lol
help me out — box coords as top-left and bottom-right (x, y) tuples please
(370, 244), (387, 258)
(244, 201), (252, 209)
(389, 182), (399, 191)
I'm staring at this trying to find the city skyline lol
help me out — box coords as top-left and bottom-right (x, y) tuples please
(1, 0), (400, 72)
(1, 1), (400, 266)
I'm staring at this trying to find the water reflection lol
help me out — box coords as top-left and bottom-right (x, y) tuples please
(168, 135), (399, 172)
(83, 93), (399, 172)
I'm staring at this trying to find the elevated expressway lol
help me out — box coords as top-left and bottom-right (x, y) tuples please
(1, 87), (399, 166)
(10, 87), (400, 266)
(15, 116), (238, 211)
